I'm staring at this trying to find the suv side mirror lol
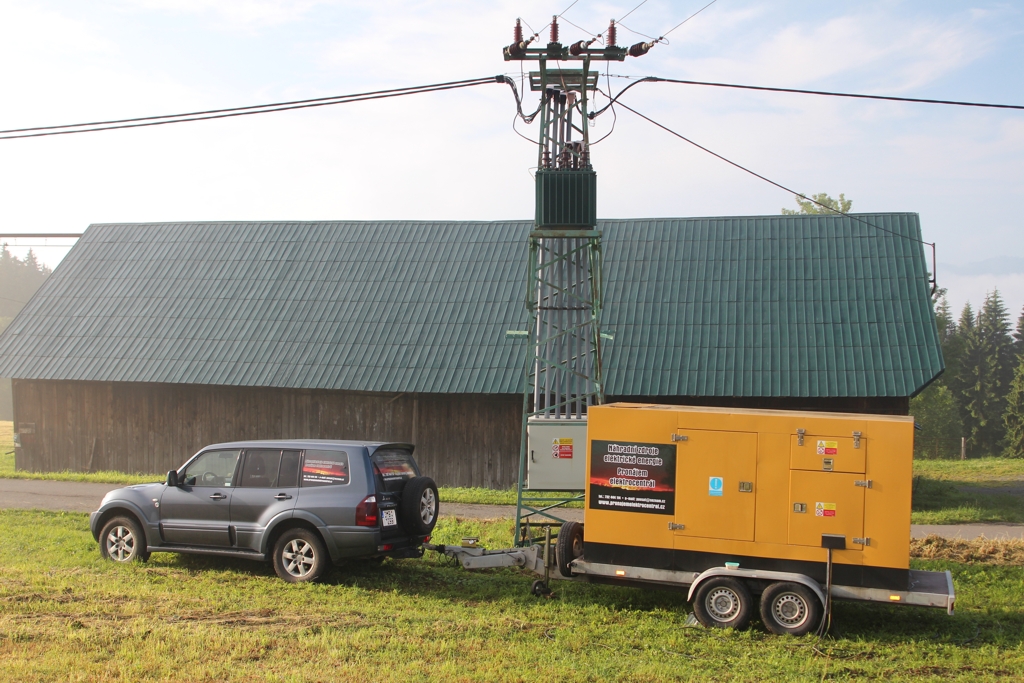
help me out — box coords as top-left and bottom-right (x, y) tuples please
(166, 470), (179, 487)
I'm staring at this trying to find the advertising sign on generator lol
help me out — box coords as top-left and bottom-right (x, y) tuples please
(588, 440), (676, 515)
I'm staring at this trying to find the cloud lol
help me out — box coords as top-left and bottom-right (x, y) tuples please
(118, 0), (332, 29)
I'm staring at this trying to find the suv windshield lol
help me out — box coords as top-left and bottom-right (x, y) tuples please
(371, 449), (418, 492)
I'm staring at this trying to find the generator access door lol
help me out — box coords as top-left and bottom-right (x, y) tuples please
(789, 470), (866, 550)
(672, 429), (757, 542)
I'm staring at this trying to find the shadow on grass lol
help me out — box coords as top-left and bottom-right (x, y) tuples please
(153, 548), (1024, 648)
(912, 476), (1024, 524)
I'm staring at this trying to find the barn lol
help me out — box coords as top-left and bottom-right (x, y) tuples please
(0, 215), (943, 487)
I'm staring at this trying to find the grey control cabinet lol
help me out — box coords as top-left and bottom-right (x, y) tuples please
(526, 417), (587, 490)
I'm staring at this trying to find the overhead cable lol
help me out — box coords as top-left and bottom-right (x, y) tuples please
(650, 77), (1024, 111)
(658, 0), (720, 41)
(0, 77), (503, 141)
(591, 76), (1024, 113)
(616, 101), (935, 250)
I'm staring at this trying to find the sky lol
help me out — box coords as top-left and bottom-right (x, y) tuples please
(0, 0), (1022, 318)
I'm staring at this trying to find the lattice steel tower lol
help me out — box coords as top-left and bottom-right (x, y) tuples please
(503, 17), (652, 543)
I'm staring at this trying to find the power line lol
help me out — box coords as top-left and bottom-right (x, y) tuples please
(650, 77), (1024, 111)
(618, 0), (650, 23)
(616, 100), (934, 250)
(659, 0), (720, 41)
(0, 77), (503, 141)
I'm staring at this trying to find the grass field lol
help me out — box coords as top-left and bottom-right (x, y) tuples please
(0, 511), (1022, 681)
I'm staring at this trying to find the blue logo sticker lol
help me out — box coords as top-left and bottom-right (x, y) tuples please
(709, 476), (724, 496)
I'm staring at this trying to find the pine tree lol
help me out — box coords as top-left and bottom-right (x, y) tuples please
(958, 291), (1014, 456)
(910, 383), (964, 458)
(1013, 306), (1024, 360)
(1004, 355), (1024, 458)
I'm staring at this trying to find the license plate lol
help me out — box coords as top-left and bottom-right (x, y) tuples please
(382, 509), (398, 527)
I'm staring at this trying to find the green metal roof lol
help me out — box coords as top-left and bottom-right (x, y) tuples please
(0, 215), (943, 397)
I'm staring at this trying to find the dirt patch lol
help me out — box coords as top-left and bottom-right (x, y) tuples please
(911, 534), (1024, 565)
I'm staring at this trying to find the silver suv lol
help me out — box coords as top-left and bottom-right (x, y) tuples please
(89, 440), (439, 582)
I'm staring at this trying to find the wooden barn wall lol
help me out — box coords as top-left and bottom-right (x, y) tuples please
(11, 380), (521, 488)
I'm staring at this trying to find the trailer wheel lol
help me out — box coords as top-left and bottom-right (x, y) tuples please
(555, 521), (584, 577)
(759, 582), (822, 636)
(692, 577), (753, 630)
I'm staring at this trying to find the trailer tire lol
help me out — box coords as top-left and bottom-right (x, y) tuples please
(401, 476), (439, 535)
(692, 577), (753, 630)
(555, 521), (584, 577)
(759, 582), (822, 636)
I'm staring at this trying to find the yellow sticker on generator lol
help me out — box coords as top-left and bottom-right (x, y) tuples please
(816, 440), (838, 455)
(815, 502), (837, 517)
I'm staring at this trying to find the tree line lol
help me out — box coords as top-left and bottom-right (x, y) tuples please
(912, 288), (1024, 458)
(1, 244), (51, 421)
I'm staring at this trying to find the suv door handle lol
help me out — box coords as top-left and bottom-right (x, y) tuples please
(209, 493), (227, 500)
(273, 493), (292, 500)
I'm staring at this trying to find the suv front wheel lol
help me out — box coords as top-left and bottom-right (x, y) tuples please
(272, 528), (328, 583)
(99, 515), (149, 563)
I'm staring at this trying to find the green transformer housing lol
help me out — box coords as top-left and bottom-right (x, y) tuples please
(535, 170), (597, 229)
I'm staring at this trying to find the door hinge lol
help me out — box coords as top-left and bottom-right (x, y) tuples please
(853, 537), (871, 546)
(854, 479), (873, 488)
(853, 431), (862, 449)
(672, 433), (688, 442)
(668, 522), (685, 530)
(797, 428), (806, 446)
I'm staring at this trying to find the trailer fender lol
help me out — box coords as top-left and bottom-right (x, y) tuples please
(687, 567), (826, 609)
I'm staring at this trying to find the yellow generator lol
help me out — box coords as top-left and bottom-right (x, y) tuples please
(554, 403), (955, 635)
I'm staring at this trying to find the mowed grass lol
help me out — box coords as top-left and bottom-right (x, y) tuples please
(0, 510), (1022, 681)
(912, 458), (1024, 525)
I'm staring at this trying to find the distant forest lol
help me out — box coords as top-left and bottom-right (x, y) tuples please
(912, 288), (1024, 459)
(1, 245), (52, 420)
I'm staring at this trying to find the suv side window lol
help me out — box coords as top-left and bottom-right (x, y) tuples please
(371, 449), (419, 493)
(182, 449), (241, 487)
(279, 450), (301, 488)
(301, 450), (350, 487)
(239, 449), (283, 488)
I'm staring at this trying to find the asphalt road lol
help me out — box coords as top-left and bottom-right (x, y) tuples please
(1, 478), (1021, 540)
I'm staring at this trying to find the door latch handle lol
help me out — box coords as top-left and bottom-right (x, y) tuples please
(209, 493), (227, 500)
(273, 493), (293, 500)
(668, 522), (685, 530)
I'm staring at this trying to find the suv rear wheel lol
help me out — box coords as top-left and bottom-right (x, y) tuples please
(272, 528), (328, 583)
(401, 476), (439, 535)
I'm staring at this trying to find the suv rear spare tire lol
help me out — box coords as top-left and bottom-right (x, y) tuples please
(401, 476), (439, 535)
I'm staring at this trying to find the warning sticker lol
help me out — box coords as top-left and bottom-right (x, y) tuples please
(816, 440), (838, 455)
(815, 502), (837, 517)
(551, 438), (574, 459)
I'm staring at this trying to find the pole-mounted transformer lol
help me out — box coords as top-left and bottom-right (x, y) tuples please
(503, 17), (650, 545)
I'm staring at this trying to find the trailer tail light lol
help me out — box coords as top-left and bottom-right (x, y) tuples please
(355, 495), (378, 527)
(377, 544), (394, 552)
